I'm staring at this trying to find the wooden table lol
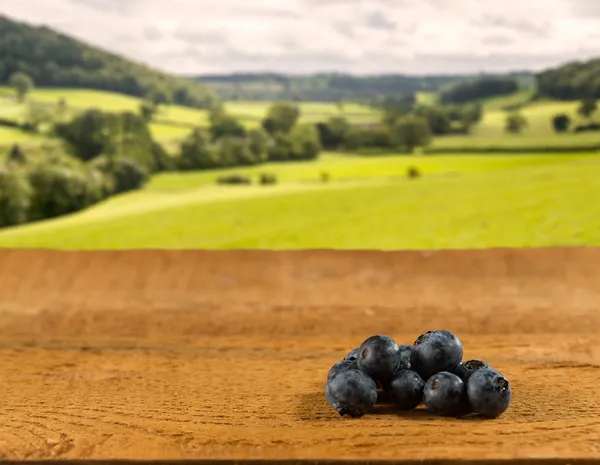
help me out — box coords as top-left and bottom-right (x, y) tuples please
(0, 249), (599, 462)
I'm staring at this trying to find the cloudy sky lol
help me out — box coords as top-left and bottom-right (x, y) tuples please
(1, 0), (599, 76)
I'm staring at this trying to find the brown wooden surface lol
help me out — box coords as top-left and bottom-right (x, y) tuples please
(0, 248), (599, 461)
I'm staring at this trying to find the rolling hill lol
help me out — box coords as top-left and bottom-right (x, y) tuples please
(0, 152), (598, 250)
(0, 15), (214, 108)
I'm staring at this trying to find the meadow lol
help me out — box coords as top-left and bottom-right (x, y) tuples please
(0, 87), (381, 145)
(2, 86), (598, 154)
(0, 152), (598, 250)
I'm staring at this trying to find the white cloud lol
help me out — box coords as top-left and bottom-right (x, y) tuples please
(0, 0), (598, 75)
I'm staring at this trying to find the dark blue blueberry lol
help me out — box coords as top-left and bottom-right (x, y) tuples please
(325, 368), (378, 417)
(395, 344), (412, 371)
(411, 330), (463, 380)
(467, 368), (512, 418)
(423, 371), (469, 417)
(327, 359), (358, 381)
(454, 359), (490, 383)
(384, 370), (424, 410)
(345, 348), (360, 361)
(357, 335), (399, 383)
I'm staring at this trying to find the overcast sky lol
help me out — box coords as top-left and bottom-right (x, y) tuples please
(1, 0), (599, 76)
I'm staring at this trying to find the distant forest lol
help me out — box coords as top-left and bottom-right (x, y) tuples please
(536, 58), (600, 100)
(194, 72), (536, 103)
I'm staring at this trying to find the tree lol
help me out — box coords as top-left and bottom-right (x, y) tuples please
(390, 116), (432, 153)
(27, 163), (91, 221)
(505, 111), (528, 134)
(414, 105), (451, 135)
(9, 72), (34, 102)
(577, 98), (597, 119)
(216, 136), (257, 166)
(139, 101), (157, 122)
(290, 124), (322, 160)
(246, 128), (270, 163)
(210, 111), (246, 140)
(316, 116), (351, 149)
(5, 144), (27, 167)
(552, 113), (571, 133)
(93, 156), (149, 194)
(55, 109), (156, 171)
(178, 128), (220, 170)
(0, 168), (32, 227)
(262, 103), (300, 134)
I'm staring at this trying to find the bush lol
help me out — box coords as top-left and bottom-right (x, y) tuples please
(93, 156), (149, 194)
(259, 173), (277, 185)
(0, 168), (32, 227)
(216, 174), (252, 185)
(552, 113), (571, 133)
(407, 166), (421, 179)
(27, 163), (91, 220)
(178, 128), (221, 170)
(573, 122), (600, 133)
(343, 125), (393, 151)
(6, 144), (27, 167)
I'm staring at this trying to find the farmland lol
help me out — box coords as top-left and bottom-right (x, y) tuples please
(0, 152), (598, 250)
(2, 86), (599, 154)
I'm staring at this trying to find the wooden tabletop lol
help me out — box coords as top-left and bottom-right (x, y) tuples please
(0, 248), (599, 462)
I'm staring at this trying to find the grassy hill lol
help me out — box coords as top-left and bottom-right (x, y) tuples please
(0, 152), (597, 250)
(0, 87), (382, 147)
(0, 15), (214, 108)
(2, 83), (599, 155)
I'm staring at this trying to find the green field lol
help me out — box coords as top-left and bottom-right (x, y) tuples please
(0, 152), (598, 250)
(0, 87), (381, 143)
(430, 99), (600, 152)
(2, 86), (600, 156)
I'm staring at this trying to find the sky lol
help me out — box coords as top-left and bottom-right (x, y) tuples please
(1, 0), (600, 76)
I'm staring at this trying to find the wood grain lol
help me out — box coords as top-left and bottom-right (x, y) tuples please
(0, 248), (599, 461)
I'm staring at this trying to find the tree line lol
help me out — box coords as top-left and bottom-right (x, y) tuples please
(0, 15), (215, 109)
(537, 58), (600, 100)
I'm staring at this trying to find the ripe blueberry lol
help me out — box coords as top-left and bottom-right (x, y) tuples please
(467, 368), (512, 418)
(384, 370), (424, 410)
(454, 359), (490, 383)
(423, 371), (469, 417)
(411, 330), (463, 380)
(357, 335), (399, 383)
(328, 359), (358, 381)
(325, 368), (378, 417)
(345, 348), (360, 361)
(395, 344), (412, 371)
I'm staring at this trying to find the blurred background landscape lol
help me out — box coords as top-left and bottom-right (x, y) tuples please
(0, 0), (599, 250)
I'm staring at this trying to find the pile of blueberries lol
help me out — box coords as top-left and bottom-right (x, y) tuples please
(326, 330), (512, 419)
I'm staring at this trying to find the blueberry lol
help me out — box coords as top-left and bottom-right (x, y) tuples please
(467, 368), (512, 418)
(357, 335), (399, 383)
(325, 368), (378, 417)
(423, 371), (469, 416)
(395, 344), (412, 371)
(454, 359), (490, 383)
(384, 370), (424, 410)
(411, 330), (463, 380)
(345, 348), (360, 361)
(328, 359), (358, 381)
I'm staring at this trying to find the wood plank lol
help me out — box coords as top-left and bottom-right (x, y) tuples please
(0, 248), (599, 461)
